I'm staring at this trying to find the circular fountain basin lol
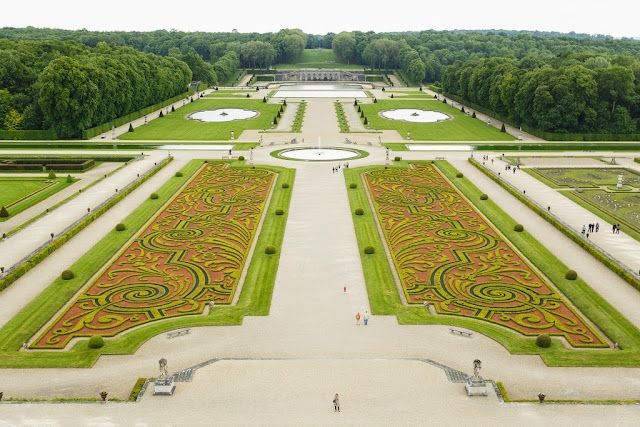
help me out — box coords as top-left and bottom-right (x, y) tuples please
(189, 109), (258, 122)
(380, 109), (451, 123)
(277, 148), (363, 161)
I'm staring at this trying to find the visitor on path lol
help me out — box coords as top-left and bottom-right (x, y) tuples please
(333, 393), (340, 412)
(582, 225), (586, 235)
(613, 224), (616, 233)
(356, 312), (361, 326)
(344, 286), (347, 294)
(596, 222), (599, 232)
(616, 224), (621, 234)
(228, 148), (232, 155)
(363, 311), (370, 326)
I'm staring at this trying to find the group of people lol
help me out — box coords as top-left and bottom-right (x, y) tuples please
(355, 311), (370, 326)
(612, 223), (622, 234)
(581, 222), (600, 238)
(331, 162), (349, 174)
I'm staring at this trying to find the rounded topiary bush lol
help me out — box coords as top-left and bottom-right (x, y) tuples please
(88, 336), (105, 349)
(394, 156), (401, 161)
(355, 208), (364, 215)
(265, 245), (277, 254)
(281, 183), (290, 189)
(349, 183), (357, 189)
(275, 209), (284, 215)
(513, 224), (524, 232)
(61, 270), (75, 280)
(238, 156), (245, 161)
(115, 223), (126, 232)
(456, 173), (463, 178)
(565, 270), (578, 280)
(150, 193), (159, 199)
(175, 171), (183, 177)
(480, 194), (488, 200)
(536, 333), (552, 348)
(364, 246), (375, 254)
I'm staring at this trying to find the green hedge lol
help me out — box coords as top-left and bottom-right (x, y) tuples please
(0, 130), (58, 140)
(0, 157), (172, 293)
(428, 85), (443, 93)
(469, 158), (640, 293)
(81, 90), (194, 139)
(256, 75), (275, 81)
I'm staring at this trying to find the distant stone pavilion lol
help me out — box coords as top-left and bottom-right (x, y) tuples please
(275, 69), (365, 82)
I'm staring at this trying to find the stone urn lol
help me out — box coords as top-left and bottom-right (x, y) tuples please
(100, 391), (108, 402)
(538, 393), (546, 403)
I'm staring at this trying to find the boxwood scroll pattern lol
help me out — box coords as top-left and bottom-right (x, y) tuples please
(34, 163), (275, 349)
(364, 164), (606, 347)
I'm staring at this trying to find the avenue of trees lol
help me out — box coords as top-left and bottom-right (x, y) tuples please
(442, 53), (640, 134)
(0, 39), (192, 137)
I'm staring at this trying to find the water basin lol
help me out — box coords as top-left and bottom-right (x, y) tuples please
(278, 148), (362, 161)
(188, 109), (258, 122)
(381, 109), (451, 123)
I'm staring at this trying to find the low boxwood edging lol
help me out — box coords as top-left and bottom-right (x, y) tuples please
(0, 157), (173, 293)
(469, 158), (640, 293)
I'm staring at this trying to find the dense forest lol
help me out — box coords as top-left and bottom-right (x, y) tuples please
(442, 54), (640, 134)
(1, 27), (640, 137)
(0, 39), (192, 137)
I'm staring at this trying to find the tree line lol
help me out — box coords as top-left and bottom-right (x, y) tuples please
(442, 53), (640, 134)
(330, 30), (640, 85)
(0, 39), (192, 137)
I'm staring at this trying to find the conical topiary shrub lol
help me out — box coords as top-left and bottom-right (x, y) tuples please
(500, 123), (506, 132)
(48, 170), (56, 179)
(263, 96), (267, 103)
(66, 174), (73, 183)
(128, 123), (134, 132)
(0, 206), (9, 218)
(472, 112), (477, 118)
(159, 110), (164, 118)
(171, 105), (175, 112)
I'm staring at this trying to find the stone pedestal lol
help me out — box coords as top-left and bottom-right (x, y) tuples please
(153, 378), (176, 396)
(465, 377), (487, 396)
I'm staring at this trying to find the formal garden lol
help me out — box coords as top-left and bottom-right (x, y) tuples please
(528, 167), (640, 240)
(345, 161), (640, 366)
(0, 160), (294, 366)
(0, 176), (76, 220)
(358, 100), (516, 141)
(117, 99), (285, 141)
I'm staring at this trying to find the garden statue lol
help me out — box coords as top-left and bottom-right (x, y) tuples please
(465, 358), (487, 396)
(473, 359), (481, 380)
(159, 358), (168, 379)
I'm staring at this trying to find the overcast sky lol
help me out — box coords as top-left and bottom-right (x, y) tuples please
(1, 0), (638, 38)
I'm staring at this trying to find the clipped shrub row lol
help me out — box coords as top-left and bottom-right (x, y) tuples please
(469, 158), (640, 293)
(0, 157), (173, 293)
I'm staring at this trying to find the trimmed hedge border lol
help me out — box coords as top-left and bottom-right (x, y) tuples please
(469, 158), (640, 293)
(0, 156), (173, 293)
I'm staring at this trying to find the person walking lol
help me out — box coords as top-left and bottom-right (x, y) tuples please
(363, 310), (370, 326)
(355, 312), (361, 326)
(582, 225), (586, 235)
(596, 222), (599, 232)
(333, 393), (340, 412)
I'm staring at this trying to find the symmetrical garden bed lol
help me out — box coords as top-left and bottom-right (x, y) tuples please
(364, 164), (605, 347)
(33, 163), (275, 349)
(0, 177), (75, 219)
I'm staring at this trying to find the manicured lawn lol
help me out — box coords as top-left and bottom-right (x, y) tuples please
(0, 177), (75, 220)
(0, 160), (294, 367)
(118, 99), (283, 140)
(360, 100), (516, 141)
(345, 161), (640, 366)
(387, 90), (433, 98)
(205, 91), (253, 98)
(531, 167), (640, 188)
(274, 49), (364, 69)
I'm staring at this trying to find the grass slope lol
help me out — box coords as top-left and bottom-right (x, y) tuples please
(275, 49), (364, 69)
(345, 161), (640, 367)
(0, 160), (294, 367)
(361, 100), (516, 141)
(118, 99), (282, 141)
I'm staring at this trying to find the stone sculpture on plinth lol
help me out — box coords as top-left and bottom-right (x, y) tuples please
(465, 359), (488, 396)
(154, 358), (176, 395)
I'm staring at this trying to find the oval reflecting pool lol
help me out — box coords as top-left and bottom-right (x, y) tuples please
(380, 109), (450, 123)
(279, 148), (361, 161)
(189, 109), (258, 122)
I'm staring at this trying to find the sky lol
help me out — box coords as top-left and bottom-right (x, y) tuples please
(0, 0), (638, 38)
